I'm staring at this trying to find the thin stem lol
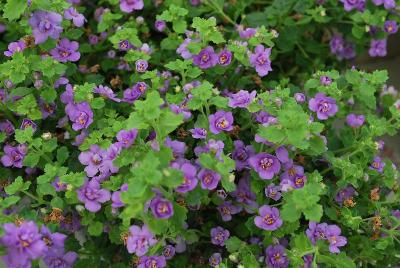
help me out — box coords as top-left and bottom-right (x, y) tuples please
(204, 0), (236, 26)
(1, 103), (18, 125)
(21, 190), (41, 203)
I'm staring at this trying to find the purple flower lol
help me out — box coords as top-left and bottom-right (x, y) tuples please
(254, 205), (283, 231)
(210, 226), (230, 246)
(123, 82), (147, 103)
(78, 145), (109, 177)
(155, 20), (166, 32)
(330, 35), (356, 60)
(120, 0), (144, 13)
(280, 164), (304, 183)
(1, 221), (46, 260)
(369, 39), (387, 57)
(294, 93), (306, 103)
(384, 21), (398, 34)
(346, 114), (365, 128)
(136, 59), (148, 73)
(340, 0), (365, 11)
(308, 93), (338, 120)
(232, 140), (255, 171)
(265, 244), (289, 268)
(372, 0), (396, 9)
(20, 118), (37, 132)
(119, 40), (133, 51)
(150, 197), (174, 219)
(29, 11), (63, 44)
(198, 169), (221, 190)
(50, 38), (80, 62)
(94, 85), (121, 102)
(40, 225), (66, 254)
(1, 144), (27, 168)
(249, 153), (281, 180)
(175, 163), (198, 193)
(265, 184), (282, 201)
(209, 253), (222, 267)
(276, 146), (290, 164)
(249, 45), (272, 77)
(111, 183), (128, 208)
(193, 46), (218, 69)
(238, 27), (257, 38)
(320, 75), (332, 86)
(65, 102), (93, 131)
(165, 137), (186, 159)
(39, 100), (57, 119)
(208, 110), (234, 134)
(43, 250), (78, 268)
(116, 129), (138, 148)
(370, 156), (385, 173)
(162, 245), (175, 260)
(326, 225), (347, 253)
(232, 175), (257, 212)
(306, 221), (328, 244)
(138, 255), (166, 268)
(52, 177), (67, 192)
(228, 90), (256, 108)
(335, 186), (357, 206)
(0, 120), (15, 136)
(64, 7), (85, 27)
(4, 40), (26, 57)
(189, 128), (207, 139)
(77, 179), (111, 212)
(177, 38), (194, 59)
(218, 49), (232, 66)
(217, 201), (242, 221)
(126, 225), (157, 256)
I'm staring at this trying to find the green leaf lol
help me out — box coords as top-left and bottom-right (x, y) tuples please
(88, 221), (104, 236)
(5, 176), (31, 195)
(225, 236), (244, 253)
(14, 127), (34, 144)
(3, 0), (26, 21)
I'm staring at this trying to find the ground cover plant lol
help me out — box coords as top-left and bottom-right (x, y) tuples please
(0, 0), (400, 267)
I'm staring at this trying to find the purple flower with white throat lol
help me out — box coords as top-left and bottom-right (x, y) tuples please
(174, 163), (198, 193)
(384, 20), (398, 34)
(228, 90), (257, 108)
(198, 169), (221, 190)
(162, 245), (175, 260)
(193, 46), (218, 69)
(210, 226), (230, 246)
(326, 225), (347, 253)
(39, 100), (57, 119)
(249, 44), (272, 77)
(346, 114), (365, 128)
(120, 0), (144, 13)
(138, 255), (166, 268)
(50, 38), (80, 62)
(294, 93), (306, 103)
(136, 59), (148, 73)
(369, 39), (387, 57)
(370, 156), (385, 173)
(4, 40), (26, 57)
(78, 145), (108, 177)
(29, 10), (63, 44)
(208, 110), (234, 134)
(126, 225), (157, 256)
(249, 153), (281, 180)
(65, 102), (93, 131)
(217, 201), (242, 221)
(265, 183), (282, 201)
(64, 7), (85, 27)
(77, 179), (110, 212)
(209, 253), (222, 267)
(189, 128), (207, 139)
(340, 0), (365, 11)
(123, 82), (147, 103)
(1, 144), (27, 168)
(20, 118), (37, 132)
(320, 75), (332, 86)
(308, 93), (338, 120)
(94, 85), (121, 102)
(335, 186), (357, 206)
(149, 197), (174, 219)
(218, 49), (232, 66)
(155, 20), (166, 32)
(254, 205), (283, 231)
(0, 120), (15, 136)
(52, 177), (67, 192)
(306, 221), (328, 244)
(165, 137), (186, 159)
(265, 244), (289, 268)
(40, 225), (66, 254)
(232, 140), (255, 171)
(116, 129), (138, 148)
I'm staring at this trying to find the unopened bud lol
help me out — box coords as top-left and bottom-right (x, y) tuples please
(41, 132), (52, 140)
(75, 205), (85, 212)
(175, 86), (181, 93)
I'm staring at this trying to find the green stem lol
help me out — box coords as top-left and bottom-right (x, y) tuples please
(21, 190), (41, 203)
(1, 103), (18, 125)
(204, 0), (236, 25)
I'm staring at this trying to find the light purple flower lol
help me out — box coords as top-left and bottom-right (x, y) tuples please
(320, 75), (332, 86)
(340, 0), (365, 11)
(1, 144), (27, 168)
(249, 153), (281, 180)
(177, 38), (194, 59)
(162, 245), (175, 260)
(372, 0), (396, 9)
(210, 226), (230, 246)
(306, 221), (328, 244)
(238, 27), (257, 39)
(232, 140), (255, 171)
(136, 59), (148, 73)
(294, 93), (306, 103)
(52, 177), (67, 192)
(308, 93), (338, 120)
(209, 253), (222, 267)
(189, 128), (207, 139)
(40, 225), (66, 254)
(65, 102), (93, 131)
(249, 44), (272, 77)
(0, 120), (15, 136)
(120, 0), (144, 13)
(384, 21), (398, 34)
(111, 183), (128, 208)
(20, 118), (37, 132)
(217, 201), (242, 221)
(232, 175), (257, 213)
(335, 186), (357, 206)
(228, 90), (256, 108)
(116, 129), (138, 148)
(265, 244), (289, 268)
(254, 205), (283, 231)
(43, 250), (78, 268)
(370, 156), (385, 173)
(330, 35), (356, 60)
(94, 85), (121, 102)
(326, 225), (347, 253)
(78, 145), (108, 177)
(126, 225), (157, 256)
(50, 38), (80, 62)
(150, 197), (174, 219)
(346, 114), (365, 128)
(155, 20), (166, 32)
(77, 179), (111, 212)
(138, 255), (166, 268)
(123, 82), (147, 103)
(4, 40), (26, 57)
(39, 100), (57, 119)
(265, 184), (282, 201)
(193, 46), (218, 69)
(64, 7), (85, 27)
(175, 163), (198, 193)
(198, 169), (221, 190)
(218, 49), (232, 66)
(29, 11), (63, 44)
(208, 110), (234, 134)
(165, 137), (187, 159)
(369, 39), (387, 57)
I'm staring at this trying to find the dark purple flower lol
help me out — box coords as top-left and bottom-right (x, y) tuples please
(232, 140), (255, 171)
(249, 153), (281, 180)
(265, 184), (282, 201)
(39, 100), (57, 119)
(126, 225), (157, 256)
(89, 34), (99, 45)
(326, 225), (347, 253)
(208, 110), (234, 134)
(175, 163), (198, 193)
(372, 0), (396, 9)
(1, 144), (27, 168)
(218, 49), (232, 66)
(155, 20), (166, 32)
(370, 156), (385, 173)
(369, 39), (387, 57)
(209, 253), (222, 267)
(306, 221), (328, 244)
(162, 245), (175, 260)
(119, 40), (133, 51)
(77, 179), (111, 212)
(111, 183), (128, 208)
(254, 205), (283, 231)
(138, 255), (166, 268)
(217, 201), (242, 221)
(384, 20), (398, 34)
(20, 119), (37, 132)
(116, 129), (138, 148)
(189, 128), (207, 139)
(308, 93), (338, 120)
(150, 197), (174, 219)
(65, 102), (93, 131)
(4, 40), (26, 57)
(265, 244), (289, 268)
(193, 46), (218, 69)
(320, 75), (332, 86)
(280, 164), (303, 184)
(294, 93), (306, 103)
(29, 11), (63, 44)
(232, 175), (257, 213)
(136, 59), (148, 73)
(0, 120), (15, 136)
(249, 44), (272, 77)
(198, 169), (221, 190)
(335, 186), (357, 206)
(52, 177), (67, 192)
(228, 90), (256, 108)
(210, 226), (230, 246)
(94, 85), (121, 102)
(50, 38), (80, 62)
(43, 250), (78, 268)
(330, 35), (356, 60)
(340, 0), (365, 11)
(64, 7), (85, 27)
(346, 114), (365, 128)
(120, 0), (144, 12)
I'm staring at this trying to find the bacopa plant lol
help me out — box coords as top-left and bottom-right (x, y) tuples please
(0, 0), (399, 267)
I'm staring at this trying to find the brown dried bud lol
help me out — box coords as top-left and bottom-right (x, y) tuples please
(89, 64), (101, 73)
(22, 36), (36, 48)
(110, 76), (122, 88)
(44, 208), (64, 224)
(370, 188), (380, 201)
(344, 197), (356, 208)
(372, 216), (382, 231)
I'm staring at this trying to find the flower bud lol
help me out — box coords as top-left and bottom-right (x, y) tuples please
(41, 132), (52, 140)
